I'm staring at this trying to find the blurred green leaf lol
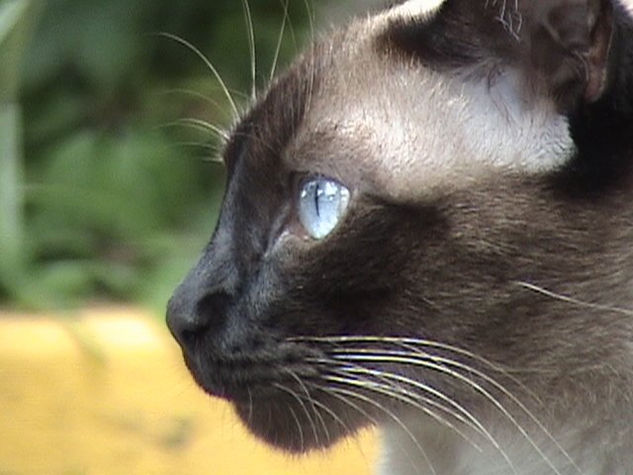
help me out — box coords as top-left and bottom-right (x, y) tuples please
(0, 103), (23, 285)
(0, 0), (42, 302)
(3, 0), (312, 310)
(0, 0), (42, 100)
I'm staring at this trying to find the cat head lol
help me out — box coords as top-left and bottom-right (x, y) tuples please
(167, 0), (633, 455)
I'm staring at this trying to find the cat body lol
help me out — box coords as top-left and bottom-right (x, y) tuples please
(167, 1), (633, 473)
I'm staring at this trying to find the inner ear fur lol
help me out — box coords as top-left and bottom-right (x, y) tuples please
(524, 0), (614, 110)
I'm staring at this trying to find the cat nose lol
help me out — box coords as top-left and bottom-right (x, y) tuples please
(167, 256), (237, 350)
(167, 230), (240, 351)
(167, 286), (233, 350)
(166, 290), (203, 349)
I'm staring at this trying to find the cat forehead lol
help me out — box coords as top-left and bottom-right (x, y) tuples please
(279, 0), (574, 200)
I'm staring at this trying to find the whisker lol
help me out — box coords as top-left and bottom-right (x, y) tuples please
(167, 118), (230, 142)
(273, 382), (320, 447)
(291, 335), (546, 377)
(321, 361), (515, 461)
(312, 358), (488, 440)
(157, 32), (240, 119)
(241, 0), (257, 101)
(228, 128), (279, 157)
(334, 364), (519, 473)
(309, 382), (393, 466)
(329, 340), (542, 403)
(286, 402), (306, 452)
(314, 384), (437, 475)
(282, 368), (331, 444)
(321, 369), (485, 455)
(301, 388), (354, 443)
(302, 0), (315, 44)
(173, 140), (217, 150)
(172, 142), (224, 162)
(302, 0), (316, 116)
(294, 335), (547, 413)
(516, 281), (633, 317)
(282, 0), (300, 55)
(155, 88), (231, 120)
(327, 349), (572, 475)
(394, 340), (544, 403)
(270, 0), (290, 82)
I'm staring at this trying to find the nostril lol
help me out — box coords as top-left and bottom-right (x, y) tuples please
(176, 327), (199, 351)
(166, 294), (207, 349)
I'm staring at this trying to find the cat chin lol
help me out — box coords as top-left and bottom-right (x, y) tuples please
(232, 393), (368, 454)
(179, 344), (371, 451)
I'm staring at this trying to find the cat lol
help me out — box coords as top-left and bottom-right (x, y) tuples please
(167, 0), (633, 473)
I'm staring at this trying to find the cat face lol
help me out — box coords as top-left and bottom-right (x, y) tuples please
(167, 0), (633, 469)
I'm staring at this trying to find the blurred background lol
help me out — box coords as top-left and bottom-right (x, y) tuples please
(2, 0), (315, 313)
(0, 1), (379, 473)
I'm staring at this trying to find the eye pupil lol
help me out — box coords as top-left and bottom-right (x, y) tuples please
(315, 184), (321, 217)
(298, 177), (350, 240)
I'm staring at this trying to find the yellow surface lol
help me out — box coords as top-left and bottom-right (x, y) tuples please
(0, 308), (378, 475)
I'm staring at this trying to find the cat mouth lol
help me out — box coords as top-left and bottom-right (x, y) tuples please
(182, 353), (276, 401)
(181, 345), (320, 402)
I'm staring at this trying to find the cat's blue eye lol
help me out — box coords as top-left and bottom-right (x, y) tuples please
(298, 177), (350, 239)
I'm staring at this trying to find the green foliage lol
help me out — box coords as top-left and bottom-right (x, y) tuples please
(1, 0), (311, 311)
(0, 0), (42, 307)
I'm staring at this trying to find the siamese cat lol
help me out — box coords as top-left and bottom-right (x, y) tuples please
(167, 0), (633, 473)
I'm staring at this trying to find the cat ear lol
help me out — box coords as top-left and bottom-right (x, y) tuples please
(526, 0), (614, 108)
(383, 0), (614, 109)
